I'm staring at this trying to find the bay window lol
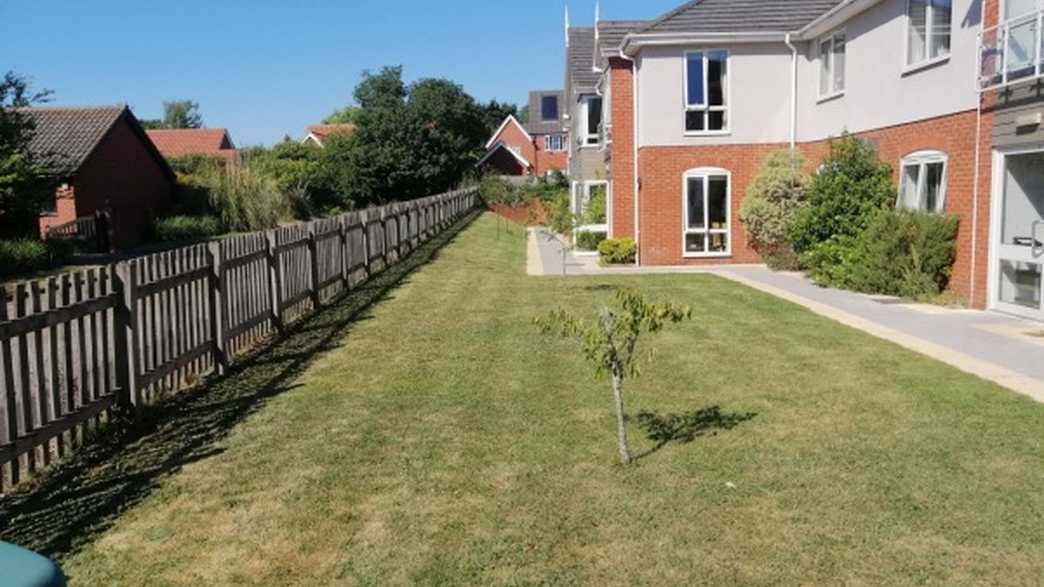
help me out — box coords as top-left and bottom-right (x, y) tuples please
(898, 151), (948, 213)
(685, 50), (729, 133)
(819, 31), (846, 98)
(907, 0), (952, 67)
(683, 168), (730, 256)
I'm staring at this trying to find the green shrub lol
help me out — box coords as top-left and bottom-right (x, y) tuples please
(582, 188), (608, 226)
(154, 215), (223, 243)
(0, 238), (57, 277)
(575, 230), (607, 252)
(800, 234), (863, 288)
(478, 175), (522, 207)
(847, 209), (959, 298)
(544, 190), (574, 237)
(739, 149), (809, 270)
(790, 136), (894, 256)
(598, 238), (637, 265)
(204, 166), (294, 232)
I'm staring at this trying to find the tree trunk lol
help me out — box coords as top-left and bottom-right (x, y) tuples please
(611, 366), (631, 465)
(600, 307), (632, 465)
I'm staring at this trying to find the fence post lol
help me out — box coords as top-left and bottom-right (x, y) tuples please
(307, 224), (321, 308)
(361, 210), (371, 278)
(206, 242), (228, 374)
(338, 216), (349, 288)
(266, 230), (284, 335)
(112, 262), (142, 415)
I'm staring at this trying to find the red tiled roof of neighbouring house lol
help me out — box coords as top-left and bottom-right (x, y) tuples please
(304, 124), (357, 146)
(146, 128), (237, 160)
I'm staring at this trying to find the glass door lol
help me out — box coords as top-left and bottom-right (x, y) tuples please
(995, 151), (1044, 320)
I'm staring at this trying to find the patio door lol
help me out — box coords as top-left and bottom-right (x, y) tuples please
(993, 150), (1044, 320)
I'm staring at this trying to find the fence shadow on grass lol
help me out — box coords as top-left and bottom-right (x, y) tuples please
(631, 406), (757, 462)
(0, 210), (482, 561)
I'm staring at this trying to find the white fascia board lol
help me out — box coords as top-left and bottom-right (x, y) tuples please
(477, 142), (532, 169)
(484, 115), (532, 150)
(621, 31), (788, 55)
(795, 0), (883, 40)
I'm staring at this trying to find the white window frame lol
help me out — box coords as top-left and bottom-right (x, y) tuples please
(818, 30), (846, 101)
(897, 150), (949, 213)
(544, 134), (564, 152)
(580, 96), (602, 147)
(683, 50), (730, 136)
(682, 167), (732, 258)
(904, 0), (953, 72)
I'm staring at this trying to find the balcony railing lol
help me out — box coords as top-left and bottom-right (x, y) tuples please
(978, 8), (1044, 91)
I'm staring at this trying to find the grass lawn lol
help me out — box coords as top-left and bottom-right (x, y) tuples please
(23, 214), (1044, 584)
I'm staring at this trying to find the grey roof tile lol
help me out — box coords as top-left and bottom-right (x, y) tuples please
(637, 0), (845, 33)
(22, 105), (125, 176)
(568, 27), (599, 93)
(524, 90), (565, 135)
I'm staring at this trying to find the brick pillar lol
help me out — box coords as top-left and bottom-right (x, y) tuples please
(609, 57), (635, 240)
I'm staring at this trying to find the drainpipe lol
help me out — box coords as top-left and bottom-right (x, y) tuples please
(785, 33), (798, 149)
(620, 52), (640, 267)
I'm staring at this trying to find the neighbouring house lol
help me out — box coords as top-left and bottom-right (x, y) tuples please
(479, 91), (568, 177)
(302, 124), (356, 147)
(559, 0), (1029, 313)
(27, 105), (176, 249)
(146, 128), (239, 165)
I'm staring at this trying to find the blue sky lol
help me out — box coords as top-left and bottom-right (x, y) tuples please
(1, 0), (680, 146)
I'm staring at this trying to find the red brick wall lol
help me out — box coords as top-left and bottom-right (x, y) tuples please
(491, 120), (536, 175)
(532, 137), (567, 175)
(72, 117), (174, 248)
(38, 185), (78, 237)
(609, 57), (636, 239)
(629, 109), (992, 306)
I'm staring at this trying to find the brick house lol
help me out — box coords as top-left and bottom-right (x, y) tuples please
(28, 105), (176, 248)
(480, 91), (568, 177)
(146, 128), (239, 165)
(563, 0), (1030, 312)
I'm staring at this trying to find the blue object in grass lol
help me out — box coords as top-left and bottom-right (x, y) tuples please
(0, 541), (65, 587)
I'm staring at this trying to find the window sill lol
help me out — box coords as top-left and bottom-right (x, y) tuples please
(902, 54), (950, 77)
(683, 253), (732, 259)
(683, 131), (731, 137)
(816, 91), (845, 104)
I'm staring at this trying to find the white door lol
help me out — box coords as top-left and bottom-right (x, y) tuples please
(993, 150), (1044, 320)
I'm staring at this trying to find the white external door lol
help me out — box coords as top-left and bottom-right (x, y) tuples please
(993, 150), (1044, 320)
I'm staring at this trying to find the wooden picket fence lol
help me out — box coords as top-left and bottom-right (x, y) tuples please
(0, 188), (479, 492)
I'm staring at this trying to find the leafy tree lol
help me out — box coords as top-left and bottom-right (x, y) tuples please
(323, 106), (361, 125)
(739, 149), (810, 270)
(353, 66), (407, 110)
(518, 104), (530, 125)
(537, 290), (692, 464)
(0, 71), (55, 238)
(162, 99), (203, 129)
(480, 99), (518, 135)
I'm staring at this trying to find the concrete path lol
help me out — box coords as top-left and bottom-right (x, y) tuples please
(527, 228), (1044, 404)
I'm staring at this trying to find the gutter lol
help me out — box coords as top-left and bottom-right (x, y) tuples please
(795, 0), (882, 40)
(785, 33), (798, 149)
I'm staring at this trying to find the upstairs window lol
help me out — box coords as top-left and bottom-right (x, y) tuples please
(819, 31), (846, 98)
(544, 134), (565, 152)
(685, 50), (729, 133)
(899, 150), (948, 212)
(541, 95), (559, 121)
(907, 0), (952, 67)
(581, 96), (602, 146)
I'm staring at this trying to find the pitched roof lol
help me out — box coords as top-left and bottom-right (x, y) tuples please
(636, 0), (845, 33)
(567, 27), (599, 94)
(304, 124), (356, 145)
(477, 141), (531, 170)
(23, 105), (126, 176)
(146, 128), (235, 159)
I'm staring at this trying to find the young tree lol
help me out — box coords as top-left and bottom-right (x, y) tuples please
(537, 290), (692, 464)
(162, 99), (203, 129)
(0, 71), (55, 238)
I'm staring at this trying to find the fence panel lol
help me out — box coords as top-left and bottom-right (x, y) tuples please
(0, 187), (478, 492)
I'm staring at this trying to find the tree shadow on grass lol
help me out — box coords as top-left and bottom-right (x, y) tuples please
(0, 211), (482, 562)
(631, 407), (757, 462)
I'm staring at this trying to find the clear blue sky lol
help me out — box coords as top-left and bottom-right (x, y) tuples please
(1, 0), (679, 146)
